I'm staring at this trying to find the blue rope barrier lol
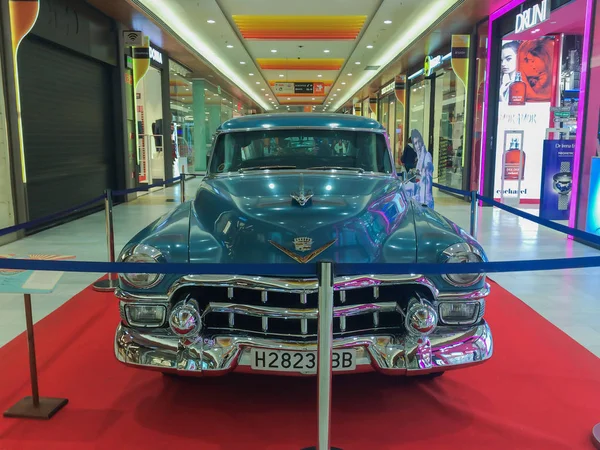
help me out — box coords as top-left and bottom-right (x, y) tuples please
(432, 182), (470, 197)
(477, 194), (600, 247)
(113, 176), (182, 197)
(0, 256), (599, 276)
(0, 194), (106, 238)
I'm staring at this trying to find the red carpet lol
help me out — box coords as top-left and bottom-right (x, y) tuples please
(0, 280), (599, 450)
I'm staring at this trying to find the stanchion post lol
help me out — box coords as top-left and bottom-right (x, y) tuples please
(302, 261), (341, 450)
(3, 294), (68, 419)
(181, 172), (186, 203)
(470, 190), (478, 237)
(92, 189), (118, 292)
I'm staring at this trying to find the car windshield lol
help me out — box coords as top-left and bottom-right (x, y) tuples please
(209, 129), (393, 174)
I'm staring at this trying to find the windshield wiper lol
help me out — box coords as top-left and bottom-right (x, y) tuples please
(307, 166), (365, 173)
(238, 165), (297, 173)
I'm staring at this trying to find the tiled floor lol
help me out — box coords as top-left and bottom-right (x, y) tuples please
(0, 181), (598, 357)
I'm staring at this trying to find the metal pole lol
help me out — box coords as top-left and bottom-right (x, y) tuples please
(181, 171), (186, 203)
(93, 189), (118, 292)
(24, 294), (39, 407)
(317, 261), (334, 450)
(470, 190), (478, 237)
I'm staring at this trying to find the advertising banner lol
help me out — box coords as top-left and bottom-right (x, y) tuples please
(539, 140), (575, 220)
(494, 36), (557, 203)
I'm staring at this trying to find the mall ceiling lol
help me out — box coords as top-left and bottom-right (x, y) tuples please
(88, 0), (516, 113)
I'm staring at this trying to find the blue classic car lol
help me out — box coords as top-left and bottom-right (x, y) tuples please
(115, 113), (492, 377)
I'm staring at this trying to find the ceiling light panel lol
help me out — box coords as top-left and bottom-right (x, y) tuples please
(332, 0), (461, 110)
(135, 0), (271, 111)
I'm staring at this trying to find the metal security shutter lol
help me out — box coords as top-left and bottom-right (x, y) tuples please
(18, 35), (116, 221)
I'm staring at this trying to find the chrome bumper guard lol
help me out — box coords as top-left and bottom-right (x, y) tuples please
(115, 321), (493, 376)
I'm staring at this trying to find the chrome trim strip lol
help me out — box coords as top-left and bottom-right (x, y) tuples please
(204, 301), (401, 320)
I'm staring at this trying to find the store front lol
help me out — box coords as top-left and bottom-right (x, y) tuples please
(481, 0), (595, 225)
(406, 39), (472, 192)
(169, 59), (194, 177)
(135, 44), (172, 186)
(10, 0), (124, 222)
(378, 76), (407, 168)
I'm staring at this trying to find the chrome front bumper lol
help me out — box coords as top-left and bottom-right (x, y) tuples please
(114, 321), (493, 376)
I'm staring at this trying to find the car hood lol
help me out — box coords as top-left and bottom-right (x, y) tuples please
(189, 172), (417, 264)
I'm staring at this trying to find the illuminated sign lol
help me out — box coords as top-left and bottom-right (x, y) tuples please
(515, 0), (550, 34)
(380, 81), (395, 96)
(424, 55), (442, 76)
(149, 46), (163, 65)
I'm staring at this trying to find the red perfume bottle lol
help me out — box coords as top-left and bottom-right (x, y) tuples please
(508, 72), (526, 106)
(504, 138), (526, 180)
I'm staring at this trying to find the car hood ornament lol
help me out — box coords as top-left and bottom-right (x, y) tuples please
(269, 238), (336, 264)
(291, 174), (313, 206)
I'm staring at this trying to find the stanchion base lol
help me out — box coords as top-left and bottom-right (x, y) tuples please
(92, 278), (119, 292)
(592, 423), (600, 449)
(4, 396), (68, 420)
(301, 447), (343, 449)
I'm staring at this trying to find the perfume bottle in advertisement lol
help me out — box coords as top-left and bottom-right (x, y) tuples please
(504, 138), (526, 180)
(508, 72), (526, 106)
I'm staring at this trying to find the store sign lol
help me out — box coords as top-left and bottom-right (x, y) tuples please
(380, 81), (395, 96)
(515, 0), (550, 34)
(149, 46), (163, 65)
(294, 82), (315, 94)
(273, 82), (325, 95)
(424, 55), (442, 76)
(274, 82), (294, 94)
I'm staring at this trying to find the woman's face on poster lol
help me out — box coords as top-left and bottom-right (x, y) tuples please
(522, 51), (548, 86)
(501, 47), (517, 74)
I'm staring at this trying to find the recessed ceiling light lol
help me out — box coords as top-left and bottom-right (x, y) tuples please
(279, 74), (284, 77)
(324, 49), (330, 53)
(341, 82), (346, 85)
(318, 74), (322, 78)
(287, 98), (291, 100)
(355, 61), (361, 65)
(367, 45), (373, 49)
(249, 73), (254, 76)
(265, 94), (269, 96)
(256, 81), (260, 84)
(261, 88), (265, 91)
(384, 20), (392, 24)
(347, 73), (352, 76)
(226, 44), (233, 48)
(240, 61), (246, 65)
(207, 19), (215, 24)
(333, 94), (337, 96)
(271, 49), (277, 53)
(337, 88), (341, 91)
(204, 88), (208, 91)
(312, 97), (315, 100)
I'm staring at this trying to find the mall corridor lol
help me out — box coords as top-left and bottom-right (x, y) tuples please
(0, 0), (599, 448)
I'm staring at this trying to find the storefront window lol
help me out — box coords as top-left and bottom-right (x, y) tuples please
(169, 59), (194, 177)
(486, 0), (587, 218)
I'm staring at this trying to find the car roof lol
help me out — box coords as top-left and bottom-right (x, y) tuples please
(217, 113), (386, 132)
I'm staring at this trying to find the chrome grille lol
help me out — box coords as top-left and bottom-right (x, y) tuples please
(172, 284), (433, 338)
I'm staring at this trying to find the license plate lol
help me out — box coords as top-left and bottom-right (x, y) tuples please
(250, 349), (356, 373)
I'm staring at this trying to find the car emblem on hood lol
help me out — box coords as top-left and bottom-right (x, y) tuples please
(269, 239), (336, 264)
(291, 173), (313, 206)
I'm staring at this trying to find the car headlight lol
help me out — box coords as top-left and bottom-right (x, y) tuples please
(439, 301), (481, 325)
(125, 304), (167, 327)
(441, 242), (485, 287)
(119, 244), (165, 289)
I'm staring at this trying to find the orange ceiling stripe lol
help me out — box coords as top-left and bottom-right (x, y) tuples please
(232, 15), (366, 40)
(257, 58), (344, 70)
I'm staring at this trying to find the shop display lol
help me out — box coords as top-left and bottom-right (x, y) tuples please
(540, 140), (575, 220)
(113, 113), (492, 377)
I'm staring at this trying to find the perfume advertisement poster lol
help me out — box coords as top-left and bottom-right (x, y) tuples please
(494, 36), (556, 202)
(539, 140), (575, 220)
(494, 102), (550, 201)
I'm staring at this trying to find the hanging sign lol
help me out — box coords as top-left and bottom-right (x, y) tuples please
(294, 82), (314, 94)
(424, 55), (442, 76)
(274, 82), (294, 94)
(149, 45), (164, 66)
(123, 30), (144, 47)
(515, 0), (550, 34)
(380, 81), (395, 96)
